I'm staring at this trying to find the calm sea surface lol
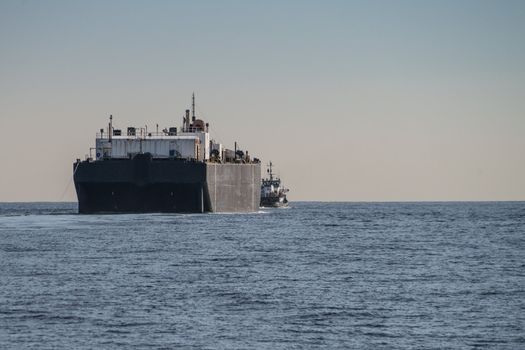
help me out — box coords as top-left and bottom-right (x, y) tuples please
(0, 202), (524, 349)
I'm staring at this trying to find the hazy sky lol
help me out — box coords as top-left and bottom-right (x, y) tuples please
(1, 0), (524, 201)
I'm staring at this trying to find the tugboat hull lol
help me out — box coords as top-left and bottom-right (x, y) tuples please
(260, 196), (288, 208)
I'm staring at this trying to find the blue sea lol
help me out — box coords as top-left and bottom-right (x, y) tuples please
(0, 202), (524, 349)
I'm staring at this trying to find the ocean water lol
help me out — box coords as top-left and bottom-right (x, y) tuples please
(0, 202), (524, 349)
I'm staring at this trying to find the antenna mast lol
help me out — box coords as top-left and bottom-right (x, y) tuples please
(109, 114), (113, 143)
(192, 92), (195, 120)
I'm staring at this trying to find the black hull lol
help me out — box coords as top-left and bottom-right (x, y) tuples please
(74, 154), (261, 213)
(260, 196), (288, 208)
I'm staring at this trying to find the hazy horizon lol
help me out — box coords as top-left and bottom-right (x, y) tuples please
(2, 200), (525, 204)
(1, 0), (524, 202)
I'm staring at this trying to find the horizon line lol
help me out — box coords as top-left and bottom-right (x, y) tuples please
(1, 200), (524, 204)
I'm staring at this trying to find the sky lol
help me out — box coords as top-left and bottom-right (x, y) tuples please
(0, 0), (524, 202)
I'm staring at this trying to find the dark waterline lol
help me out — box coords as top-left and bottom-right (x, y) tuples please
(1, 202), (524, 349)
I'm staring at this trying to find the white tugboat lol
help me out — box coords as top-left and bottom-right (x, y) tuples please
(260, 162), (289, 208)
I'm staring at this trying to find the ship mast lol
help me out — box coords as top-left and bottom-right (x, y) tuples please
(109, 114), (113, 143)
(192, 92), (195, 121)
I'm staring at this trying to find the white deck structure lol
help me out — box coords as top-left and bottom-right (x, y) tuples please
(95, 94), (217, 161)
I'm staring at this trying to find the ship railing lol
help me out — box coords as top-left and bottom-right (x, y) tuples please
(96, 131), (198, 139)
